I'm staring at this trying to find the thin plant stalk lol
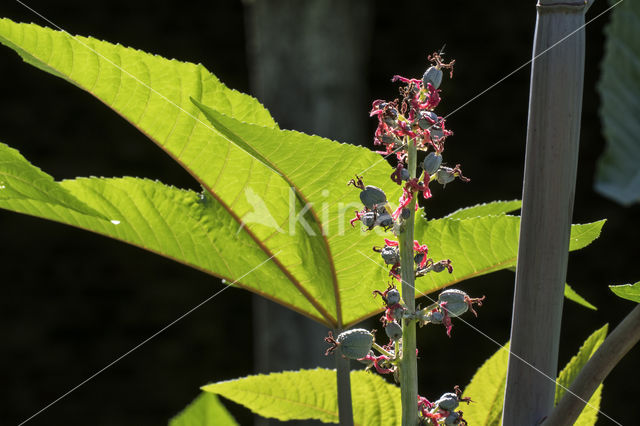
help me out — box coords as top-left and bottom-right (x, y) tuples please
(335, 348), (354, 426)
(545, 304), (640, 425)
(399, 139), (418, 426)
(502, 0), (592, 423)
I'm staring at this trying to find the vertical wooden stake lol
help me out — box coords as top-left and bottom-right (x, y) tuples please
(502, 1), (592, 424)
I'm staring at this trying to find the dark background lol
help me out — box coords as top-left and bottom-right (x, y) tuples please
(1, 1), (638, 425)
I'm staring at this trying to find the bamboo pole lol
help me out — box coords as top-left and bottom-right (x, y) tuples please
(502, 1), (592, 424)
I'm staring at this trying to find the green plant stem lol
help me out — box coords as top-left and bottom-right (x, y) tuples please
(399, 140), (418, 426)
(372, 342), (395, 358)
(335, 337), (354, 426)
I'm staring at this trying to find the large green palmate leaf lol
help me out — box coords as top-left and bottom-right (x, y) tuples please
(0, 141), (604, 328)
(0, 19), (605, 328)
(595, 0), (640, 205)
(461, 342), (510, 425)
(201, 368), (401, 425)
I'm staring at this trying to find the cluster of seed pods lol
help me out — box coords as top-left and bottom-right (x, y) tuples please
(326, 54), (486, 424)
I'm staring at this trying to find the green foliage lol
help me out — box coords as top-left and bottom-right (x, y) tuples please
(609, 281), (640, 303)
(0, 19), (605, 329)
(462, 326), (607, 426)
(565, 283), (597, 311)
(555, 325), (608, 426)
(595, 0), (640, 205)
(202, 368), (400, 425)
(444, 200), (521, 219)
(169, 393), (238, 426)
(460, 343), (509, 425)
(0, 143), (104, 219)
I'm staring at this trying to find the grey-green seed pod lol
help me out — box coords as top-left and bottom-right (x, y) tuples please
(432, 261), (447, 273)
(429, 125), (445, 141)
(444, 411), (461, 425)
(426, 310), (444, 324)
(375, 212), (394, 229)
(417, 111), (438, 130)
(360, 211), (377, 228)
(381, 246), (400, 265)
(385, 288), (401, 305)
(422, 66), (443, 89)
(436, 392), (459, 411)
(423, 152), (443, 175)
(359, 186), (387, 209)
(438, 289), (469, 317)
(436, 167), (456, 186)
(385, 321), (402, 341)
(336, 328), (374, 360)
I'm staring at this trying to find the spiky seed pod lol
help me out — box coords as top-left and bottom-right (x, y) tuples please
(359, 186), (387, 209)
(336, 329), (374, 360)
(438, 289), (469, 317)
(422, 66), (443, 89)
(423, 152), (443, 175)
(385, 321), (403, 341)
